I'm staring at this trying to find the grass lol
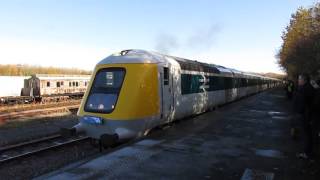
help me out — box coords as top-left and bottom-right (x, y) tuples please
(0, 99), (81, 113)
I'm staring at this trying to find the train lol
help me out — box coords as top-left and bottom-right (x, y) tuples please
(0, 74), (91, 104)
(0, 76), (29, 104)
(67, 49), (281, 147)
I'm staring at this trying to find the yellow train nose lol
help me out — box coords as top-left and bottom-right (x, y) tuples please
(78, 63), (160, 120)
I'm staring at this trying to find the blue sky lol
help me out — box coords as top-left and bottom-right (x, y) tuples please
(0, 0), (318, 73)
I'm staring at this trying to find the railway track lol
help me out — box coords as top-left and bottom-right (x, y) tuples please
(0, 134), (90, 165)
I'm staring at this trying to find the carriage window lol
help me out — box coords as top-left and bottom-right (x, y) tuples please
(61, 81), (64, 86)
(76, 82), (79, 87)
(163, 67), (169, 85)
(73, 82), (75, 86)
(85, 81), (88, 86)
(69, 82), (72, 87)
(57, 82), (60, 87)
(85, 68), (126, 113)
(47, 82), (50, 87)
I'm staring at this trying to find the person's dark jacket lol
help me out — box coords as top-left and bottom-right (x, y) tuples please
(293, 82), (315, 121)
(312, 88), (320, 123)
(313, 88), (320, 110)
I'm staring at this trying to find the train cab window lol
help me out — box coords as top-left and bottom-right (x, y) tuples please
(163, 67), (169, 85)
(85, 68), (126, 113)
(47, 82), (50, 87)
(57, 82), (60, 87)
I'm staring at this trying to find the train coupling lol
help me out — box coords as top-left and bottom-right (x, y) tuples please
(60, 128), (77, 137)
(100, 134), (119, 148)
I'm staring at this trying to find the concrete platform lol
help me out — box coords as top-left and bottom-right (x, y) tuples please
(38, 89), (320, 180)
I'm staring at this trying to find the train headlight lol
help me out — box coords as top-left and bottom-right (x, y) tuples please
(80, 116), (104, 125)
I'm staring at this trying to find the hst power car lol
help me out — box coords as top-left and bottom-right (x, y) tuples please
(68, 49), (279, 146)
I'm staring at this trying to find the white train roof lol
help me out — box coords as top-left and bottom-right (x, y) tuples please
(30, 74), (91, 80)
(98, 49), (167, 64)
(99, 49), (278, 80)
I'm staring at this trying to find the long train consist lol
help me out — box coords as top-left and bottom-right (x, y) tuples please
(69, 49), (280, 146)
(0, 74), (91, 104)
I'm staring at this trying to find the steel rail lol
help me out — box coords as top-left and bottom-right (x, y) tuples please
(0, 136), (90, 165)
(0, 134), (61, 153)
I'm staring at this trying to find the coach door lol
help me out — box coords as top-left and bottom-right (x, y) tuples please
(161, 66), (174, 122)
(230, 74), (237, 101)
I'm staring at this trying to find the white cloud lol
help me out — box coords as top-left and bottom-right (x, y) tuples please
(0, 37), (112, 70)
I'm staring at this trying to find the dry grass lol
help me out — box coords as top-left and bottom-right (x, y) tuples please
(0, 99), (81, 113)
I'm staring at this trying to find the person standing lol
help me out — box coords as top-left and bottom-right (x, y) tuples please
(311, 80), (320, 156)
(294, 74), (315, 159)
(286, 80), (295, 100)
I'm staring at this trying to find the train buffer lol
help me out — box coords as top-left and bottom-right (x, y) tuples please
(38, 88), (319, 180)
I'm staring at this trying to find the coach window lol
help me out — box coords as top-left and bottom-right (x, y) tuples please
(241, 78), (246, 87)
(61, 81), (64, 86)
(76, 82), (79, 87)
(47, 82), (50, 87)
(163, 67), (169, 85)
(231, 78), (236, 88)
(73, 82), (75, 86)
(57, 82), (60, 87)
(69, 82), (72, 87)
(85, 81), (88, 86)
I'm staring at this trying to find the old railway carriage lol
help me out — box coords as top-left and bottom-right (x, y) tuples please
(72, 49), (279, 145)
(21, 74), (91, 102)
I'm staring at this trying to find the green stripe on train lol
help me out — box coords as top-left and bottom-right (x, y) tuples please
(181, 74), (269, 95)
